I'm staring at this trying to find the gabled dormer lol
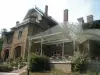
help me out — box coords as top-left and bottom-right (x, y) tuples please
(23, 5), (58, 27)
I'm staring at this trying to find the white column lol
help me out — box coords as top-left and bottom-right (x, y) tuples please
(62, 41), (64, 58)
(88, 40), (90, 56)
(27, 39), (31, 69)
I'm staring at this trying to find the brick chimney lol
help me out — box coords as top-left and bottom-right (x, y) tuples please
(63, 9), (68, 22)
(77, 17), (84, 24)
(45, 5), (48, 16)
(87, 15), (93, 23)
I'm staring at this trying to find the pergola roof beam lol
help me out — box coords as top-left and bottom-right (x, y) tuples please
(34, 39), (71, 44)
(28, 32), (62, 40)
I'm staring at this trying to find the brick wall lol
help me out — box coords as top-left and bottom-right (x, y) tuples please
(9, 25), (28, 59)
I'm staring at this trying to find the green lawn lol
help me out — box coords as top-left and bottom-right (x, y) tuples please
(20, 70), (100, 75)
(20, 70), (79, 75)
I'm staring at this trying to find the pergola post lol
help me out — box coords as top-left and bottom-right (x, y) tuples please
(40, 38), (43, 56)
(14, 49), (16, 61)
(73, 41), (75, 54)
(62, 41), (64, 59)
(27, 39), (32, 75)
(77, 44), (79, 52)
(88, 40), (90, 57)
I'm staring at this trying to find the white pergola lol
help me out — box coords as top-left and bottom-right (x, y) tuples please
(27, 31), (73, 71)
(27, 22), (83, 69)
(28, 31), (72, 56)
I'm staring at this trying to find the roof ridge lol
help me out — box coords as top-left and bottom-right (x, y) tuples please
(35, 6), (44, 15)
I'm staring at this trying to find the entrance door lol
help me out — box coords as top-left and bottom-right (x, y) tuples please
(4, 49), (9, 61)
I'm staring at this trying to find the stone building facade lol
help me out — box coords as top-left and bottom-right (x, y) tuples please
(1, 6), (58, 61)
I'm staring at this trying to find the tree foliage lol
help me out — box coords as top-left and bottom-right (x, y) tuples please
(72, 53), (88, 73)
(1, 28), (7, 37)
(0, 38), (3, 52)
(1, 28), (7, 33)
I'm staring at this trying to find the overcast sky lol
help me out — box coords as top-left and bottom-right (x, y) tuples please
(0, 0), (100, 31)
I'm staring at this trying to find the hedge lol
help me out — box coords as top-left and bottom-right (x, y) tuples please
(0, 65), (13, 72)
(30, 54), (52, 72)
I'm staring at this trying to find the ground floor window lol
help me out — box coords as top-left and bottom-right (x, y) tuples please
(14, 46), (21, 58)
(4, 49), (9, 61)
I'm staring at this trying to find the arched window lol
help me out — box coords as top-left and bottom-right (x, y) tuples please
(15, 46), (21, 58)
(4, 49), (9, 61)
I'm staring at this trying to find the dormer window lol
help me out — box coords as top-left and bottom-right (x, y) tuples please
(18, 30), (22, 39)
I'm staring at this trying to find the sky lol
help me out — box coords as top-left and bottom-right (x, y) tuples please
(0, 0), (100, 31)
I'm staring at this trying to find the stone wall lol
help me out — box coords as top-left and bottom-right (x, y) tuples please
(1, 33), (14, 58)
(28, 17), (50, 36)
(10, 25), (29, 59)
(51, 63), (71, 73)
(28, 24), (44, 36)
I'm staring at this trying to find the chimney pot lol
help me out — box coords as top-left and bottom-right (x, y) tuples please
(77, 17), (84, 24)
(64, 9), (68, 22)
(45, 5), (48, 16)
(87, 15), (93, 23)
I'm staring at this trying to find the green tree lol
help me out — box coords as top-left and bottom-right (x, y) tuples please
(1, 28), (7, 37)
(0, 28), (7, 57)
(0, 37), (3, 58)
(0, 38), (3, 52)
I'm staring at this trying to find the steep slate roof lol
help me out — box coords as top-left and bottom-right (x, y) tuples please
(23, 6), (58, 26)
(82, 20), (100, 29)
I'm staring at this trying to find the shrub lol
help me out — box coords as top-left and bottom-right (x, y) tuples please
(22, 58), (27, 62)
(0, 57), (26, 72)
(0, 65), (13, 72)
(19, 62), (26, 69)
(15, 57), (22, 63)
(72, 53), (88, 73)
(30, 54), (51, 72)
(10, 57), (26, 69)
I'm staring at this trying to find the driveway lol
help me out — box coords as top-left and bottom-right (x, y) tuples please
(0, 73), (19, 75)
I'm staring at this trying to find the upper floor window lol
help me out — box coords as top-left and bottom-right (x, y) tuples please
(6, 35), (13, 44)
(18, 30), (22, 39)
(7, 36), (10, 44)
